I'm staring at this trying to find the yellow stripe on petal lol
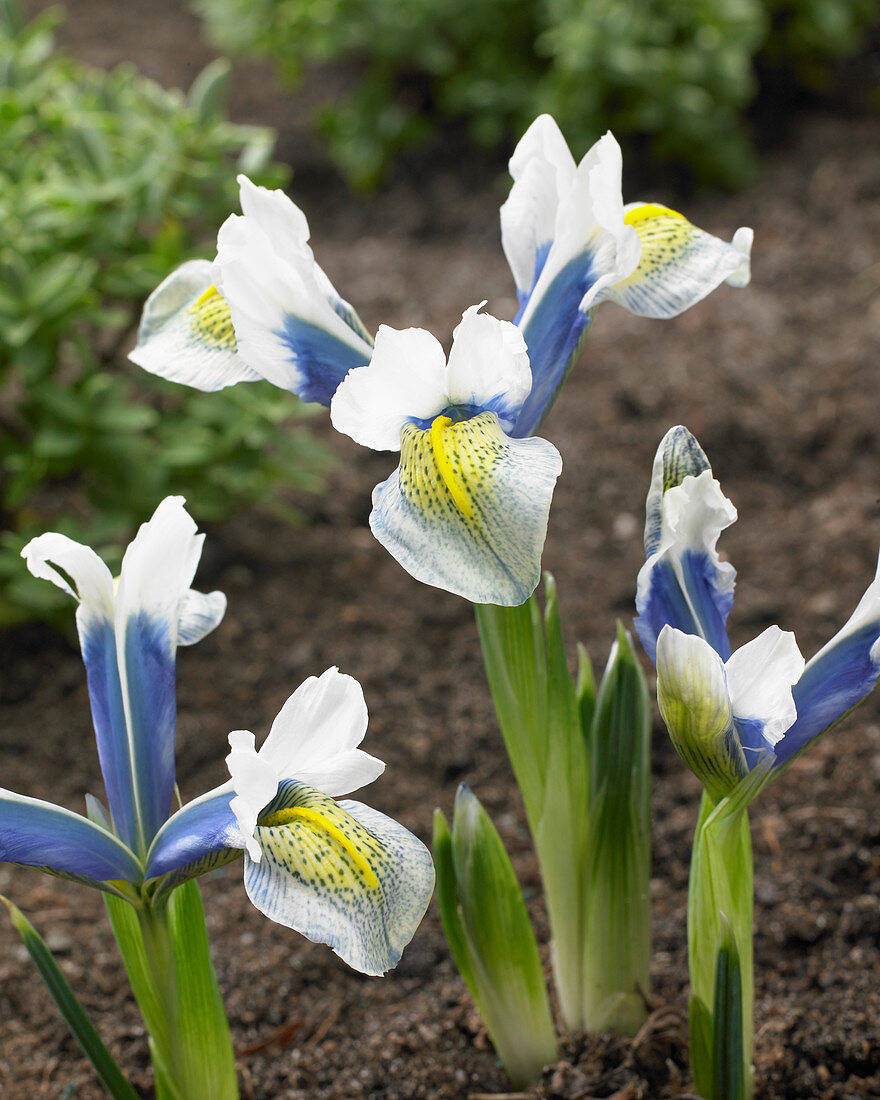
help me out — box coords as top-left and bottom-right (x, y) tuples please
(371, 412), (561, 604)
(188, 284), (237, 351)
(601, 204), (751, 319)
(243, 782), (434, 975)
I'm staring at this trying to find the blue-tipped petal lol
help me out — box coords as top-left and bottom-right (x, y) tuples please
(145, 787), (242, 883)
(243, 781), (434, 976)
(635, 464), (737, 663)
(775, 562), (880, 766)
(370, 412), (562, 605)
(0, 789), (142, 887)
(512, 255), (595, 438)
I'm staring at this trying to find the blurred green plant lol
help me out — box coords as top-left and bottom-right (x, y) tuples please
(194, 0), (878, 189)
(0, 2), (332, 626)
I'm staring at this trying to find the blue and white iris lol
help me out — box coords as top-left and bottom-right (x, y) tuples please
(129, 116), (751, 608)
(502, 115), (753, 438)
(130, 175), (373, 406)
(2, 500), (433, 975)
(636, 426), (880, 799)
(330, 304), (563, 605)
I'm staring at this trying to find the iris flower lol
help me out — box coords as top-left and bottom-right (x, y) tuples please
(501, 115), (753, 438)
(330, 304), (562, 605)
(129, 118), (751, 607)
(3, 498), (433, 974)
(635, 426), (880, 799)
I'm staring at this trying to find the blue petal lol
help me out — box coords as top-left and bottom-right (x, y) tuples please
(775, 621), (880, 766)
(635, 551), (733, 664)
(277, 317), (371, 406)
(80, 617), (141, 852)
(512, 254), (596, 438)
(122, 612), (177, 850)
(145, 788), (241, 881)
(0, 789), (142, 885)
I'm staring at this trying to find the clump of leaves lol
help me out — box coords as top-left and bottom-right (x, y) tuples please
(194, 0), (878, 189)
(0, 2), (333, 625)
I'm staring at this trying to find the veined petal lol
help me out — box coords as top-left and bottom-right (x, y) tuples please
(445, 306), (531, 430)
(643, 425), (712, 556)
(177, 588), (227, 646)
(635, 467), (737, 663)
(596, 204), (753, 318)
(259, 668), (384, 795)
(725, 626), (804, 759)
(501, 114), (576, 301)
(510, 135), (639, 438)
(243, 781), (434, 975)
(145, 785), (243, 884)
(776, 554), (880, 766)
(128, 260), (262, 391)
(114, 497), (218, 848)
(370, 412), (562, 605)
(22, 533), (140, 849)
(216, 213), (373, 406)
(0, 788), (142, 889)
(330, 325), (449, 451)
(656, 627), (747, 799)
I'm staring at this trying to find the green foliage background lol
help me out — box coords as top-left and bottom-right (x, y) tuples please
(195, 0), (878, 189)
(0, 4), (333, 625)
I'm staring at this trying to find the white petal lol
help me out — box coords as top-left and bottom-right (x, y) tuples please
(128, 260), (261, 391)
(370, 413), (562, 605)
(725, 626), (804, 746)
(445, 306), (531, 429)
(237, 174), (312, 260)
(21, 532), (114, 617)
(258, 668), (378, 794)
(115, 497), (205, 654)
(226, 729), (279, 861)
(330, 325), (449, 451)
(216, 214), (373, 403)
(599, 204), (753, 318)
(243, 784), (434, 975)
(177, 588), (227, 646)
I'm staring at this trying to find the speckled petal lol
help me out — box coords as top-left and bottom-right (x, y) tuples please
(369, 412), (562, 605)
(129, 260), (261, 391)
(597, 204), (752, 318)
(243, 781), (434, 975)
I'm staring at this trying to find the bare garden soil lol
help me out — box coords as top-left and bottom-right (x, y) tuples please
(3, 3), (880, 1097)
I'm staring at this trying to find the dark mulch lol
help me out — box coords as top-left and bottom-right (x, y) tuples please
(3, 3), (880, 1097)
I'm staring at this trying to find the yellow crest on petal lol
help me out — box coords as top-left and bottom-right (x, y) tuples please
(257, 786), (385, 897)
(399, 412), (505, 525)
(188, 284), (237, 351)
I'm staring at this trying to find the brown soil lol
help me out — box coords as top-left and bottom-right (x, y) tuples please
(3, 3), (880, 1098)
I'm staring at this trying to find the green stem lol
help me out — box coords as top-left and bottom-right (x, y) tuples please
(688, 790), (754, 1100)
(106, 882), (239, 1100)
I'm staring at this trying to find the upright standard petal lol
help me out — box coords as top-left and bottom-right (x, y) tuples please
(635, 429), (737, 663)
(725, 626), (804, 761)
(656, 627), (746, 800)
(775, 554), (880, 766)
(216, 212), (373, 406)
(445, 306), (531, 431)
(23, 499), (224, 855)
(595, 204), (753, 318)
(507, 131), (640, 438)
(243, 781), (434, 975)
(129, 260), (262, 391)
(370, 412), (562, 605)
(331, 325), (449, 451)
(0, 788), (143, 889)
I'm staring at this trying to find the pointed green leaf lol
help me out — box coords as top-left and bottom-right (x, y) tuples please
(712, 913), (746, 1100)
(2, 896), (139, 1100)
(439, 786), (557, 1089)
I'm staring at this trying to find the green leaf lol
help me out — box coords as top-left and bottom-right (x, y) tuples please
(582, 623), (652, 1035)
(434, 786), (557, 1089)
(712, 913), (746, 1100)
(187, 58), (232, 122)
(2, 896), (140, 1100)
(105, 883), (238, 1100)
